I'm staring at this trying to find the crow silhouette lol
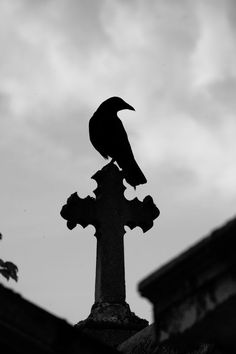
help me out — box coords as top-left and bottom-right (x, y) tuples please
(89, 97), (147, 188)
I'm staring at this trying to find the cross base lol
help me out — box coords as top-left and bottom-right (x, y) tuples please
(77, 301), (148, 329)
(76, 301), (148, 347)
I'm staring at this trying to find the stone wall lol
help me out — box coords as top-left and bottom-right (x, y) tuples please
(139, 217), (236, 353)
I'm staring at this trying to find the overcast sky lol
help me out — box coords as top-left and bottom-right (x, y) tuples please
(1, 0), (236, 324)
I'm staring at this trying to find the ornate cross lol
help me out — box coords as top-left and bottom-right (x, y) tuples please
(60, 163), (159, 329)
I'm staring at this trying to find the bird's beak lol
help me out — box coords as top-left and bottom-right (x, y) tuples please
(125, 103), (135, 111)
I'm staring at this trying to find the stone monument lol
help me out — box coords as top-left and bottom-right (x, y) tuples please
(60, 163), (159, 347)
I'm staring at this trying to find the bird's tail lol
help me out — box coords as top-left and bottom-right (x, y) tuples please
(119, 157), (147, 188)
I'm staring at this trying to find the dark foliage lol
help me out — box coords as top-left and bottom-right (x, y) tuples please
(0, 233), (18, 281)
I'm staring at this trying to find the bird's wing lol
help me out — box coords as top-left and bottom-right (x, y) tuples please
(108, 117), (147, 187)
(106, 117), (135, 162)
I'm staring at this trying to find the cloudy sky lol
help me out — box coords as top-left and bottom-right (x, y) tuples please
(1, 0), (236, 324)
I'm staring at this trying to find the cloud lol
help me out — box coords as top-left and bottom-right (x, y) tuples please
(192, 0), (236, 87)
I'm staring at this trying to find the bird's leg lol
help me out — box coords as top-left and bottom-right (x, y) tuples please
(105, 158), (115, 171)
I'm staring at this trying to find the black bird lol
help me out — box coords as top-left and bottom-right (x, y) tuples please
(89, 97), (147, 188)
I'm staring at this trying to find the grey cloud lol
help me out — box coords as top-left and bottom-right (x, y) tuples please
(18, 0), (108, 53)
(208, 77), (236, 114)
(29, 103), (92, 157)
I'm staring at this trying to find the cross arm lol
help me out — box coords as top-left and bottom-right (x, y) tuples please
(125, 195), (160, 233)
(60, 192), (97, 230)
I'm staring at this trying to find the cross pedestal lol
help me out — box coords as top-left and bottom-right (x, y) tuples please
(60, 163), (159, 346)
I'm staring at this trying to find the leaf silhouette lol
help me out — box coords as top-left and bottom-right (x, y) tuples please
(0, 232), (18, 282)
(0, 259), (18, 281)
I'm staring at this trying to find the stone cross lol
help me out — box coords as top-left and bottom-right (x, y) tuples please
(60, 163), (159, 307)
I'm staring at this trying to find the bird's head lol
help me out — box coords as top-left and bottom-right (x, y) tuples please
(98, 97), (135, 113)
